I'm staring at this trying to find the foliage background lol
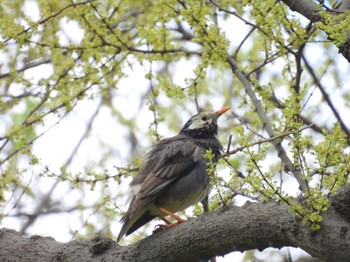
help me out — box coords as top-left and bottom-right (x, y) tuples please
(1, 0), (349, 261)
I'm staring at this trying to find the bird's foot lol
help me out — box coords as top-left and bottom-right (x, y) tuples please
(153, 219), (184, 233)
(153, 208), (186, 234)
(153, 224), (168, 233)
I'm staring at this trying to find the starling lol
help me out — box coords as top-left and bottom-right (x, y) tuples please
(117, 107), (230, 242)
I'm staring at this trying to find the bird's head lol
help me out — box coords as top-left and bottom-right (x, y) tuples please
(180, 107), (230, 138)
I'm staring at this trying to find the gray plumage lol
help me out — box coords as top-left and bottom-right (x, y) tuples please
(117, 107), (230, 242)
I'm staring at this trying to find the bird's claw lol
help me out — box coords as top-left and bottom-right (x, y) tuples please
(153, 224), (168, 234)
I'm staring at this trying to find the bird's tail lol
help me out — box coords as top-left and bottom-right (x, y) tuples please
(117, 213), (131, 242)
(117, 211), (156, 242)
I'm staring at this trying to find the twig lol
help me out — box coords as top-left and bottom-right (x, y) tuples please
(223, 124), (314, 157)
(193, 81), (200, 113)
(226, 135), (232, 154)
(3, 1), (97, 44)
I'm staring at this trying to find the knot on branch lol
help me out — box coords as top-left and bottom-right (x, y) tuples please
(88, 234), (113, 255)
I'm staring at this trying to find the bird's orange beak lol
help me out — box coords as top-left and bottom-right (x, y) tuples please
(216, 106), (231, 116)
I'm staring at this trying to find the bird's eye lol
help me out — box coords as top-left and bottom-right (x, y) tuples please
(201, 116), (208, 121)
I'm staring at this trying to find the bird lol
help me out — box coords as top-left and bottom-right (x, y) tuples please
(117, 106), (230, 242)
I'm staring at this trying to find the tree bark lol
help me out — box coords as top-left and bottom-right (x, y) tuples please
(1, 195), (350, 262)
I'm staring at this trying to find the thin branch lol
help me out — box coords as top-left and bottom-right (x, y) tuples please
(223, 124), (314, 157)
(0, 58), (51, 79)
(3, 1), (97, 44)
(75, 167), (139, 184)
(193, 81), (200, 112)
(302, 54), (350, 142)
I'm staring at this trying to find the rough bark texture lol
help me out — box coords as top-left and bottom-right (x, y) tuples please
(330, 183), (350, 222)
(1, 194), (350, 262)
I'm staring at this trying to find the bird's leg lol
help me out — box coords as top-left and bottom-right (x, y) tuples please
(160, 217), (172, 224)
(154, 209), (187, 232)
(159, 207), (186, 223)
(158, 207), (186, 229)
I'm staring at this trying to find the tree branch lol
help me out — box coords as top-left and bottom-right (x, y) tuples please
(281, 0), (323, 23)
(281, 0), (350, 62)
(223, 124), (314, 156)
(302, 54), (350, 142)
(330, 183), (350, 222)
(337, 0), (350, 12)
(227, 56), (308, 192)
(1, 193), (350, 261)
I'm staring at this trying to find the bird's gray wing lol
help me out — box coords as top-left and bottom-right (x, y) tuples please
(137, 137), (204, 200)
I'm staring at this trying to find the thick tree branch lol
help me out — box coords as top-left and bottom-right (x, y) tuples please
(281, 0), (323, 23)
(330, 183), (350, 222)
(337, 0), (350, 12)
(1, 194), (350, 261)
